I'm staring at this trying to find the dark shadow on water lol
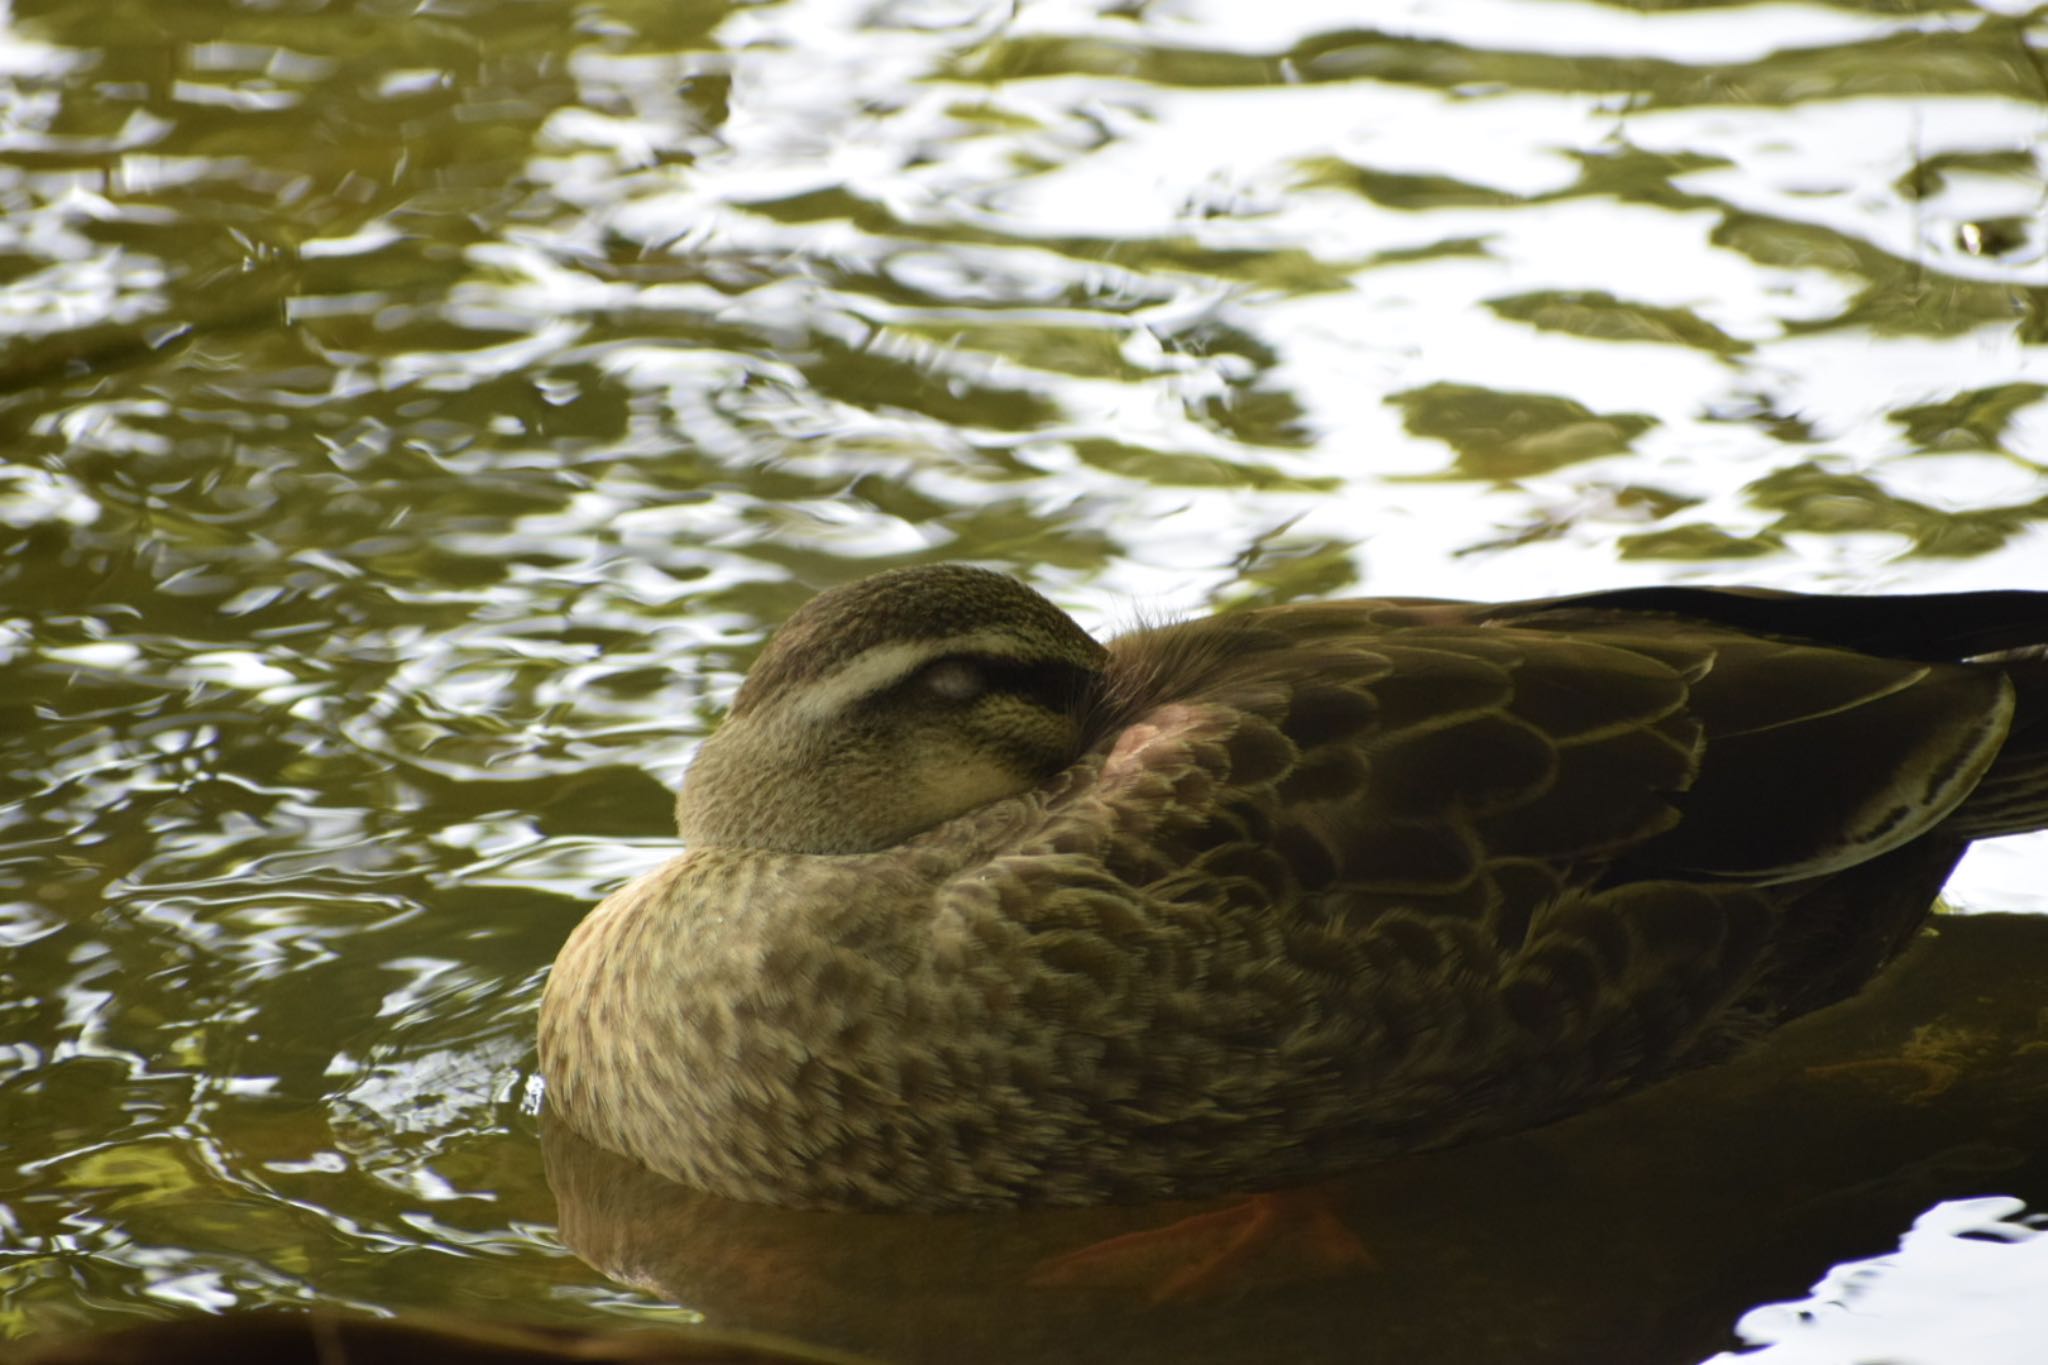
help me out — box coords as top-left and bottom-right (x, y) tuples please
(543, 914), (2048, 1365)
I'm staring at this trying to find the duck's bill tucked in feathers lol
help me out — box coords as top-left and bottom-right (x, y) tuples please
(540, 568), (2048, 1211)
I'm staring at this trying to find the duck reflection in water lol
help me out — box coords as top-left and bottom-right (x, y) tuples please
(537, 567), (2048, 1323)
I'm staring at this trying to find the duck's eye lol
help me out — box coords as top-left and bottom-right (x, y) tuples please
(915, 658), (988, 703)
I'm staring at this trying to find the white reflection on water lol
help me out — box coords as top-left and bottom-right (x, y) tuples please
(1642, 99), (2048, 282)
(0, 466), (99, 529)
(0, 248), (166, 338)
(439, 0), (2048, 611)
(1013, 0), (1916, 63)
(1716, 1199), (2048, 1365)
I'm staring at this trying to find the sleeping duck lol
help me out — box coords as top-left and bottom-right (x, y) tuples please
(539, 566), (2048, 1211)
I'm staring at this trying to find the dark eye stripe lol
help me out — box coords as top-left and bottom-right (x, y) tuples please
(975, 658), (1097, 712)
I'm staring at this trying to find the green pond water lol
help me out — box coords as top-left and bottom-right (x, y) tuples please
(4, 0), (2048, 1361)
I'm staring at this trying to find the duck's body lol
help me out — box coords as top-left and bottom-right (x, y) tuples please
(540, 568), (2048, 1211)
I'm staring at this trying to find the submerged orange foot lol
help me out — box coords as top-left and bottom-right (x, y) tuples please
(1029, 1186), (1376, 1303)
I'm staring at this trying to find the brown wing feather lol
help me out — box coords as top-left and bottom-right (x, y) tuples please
(1058, 600), (2018, 1152)
(1098, 601), (2013, 890)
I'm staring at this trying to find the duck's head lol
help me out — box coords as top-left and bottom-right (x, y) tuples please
(674, 565), (1109, 855)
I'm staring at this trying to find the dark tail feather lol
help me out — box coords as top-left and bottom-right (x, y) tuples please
(1948, 653), (2048, 839)
(1519, 585), (2048, 839)
(1541, 587), (2048, 661)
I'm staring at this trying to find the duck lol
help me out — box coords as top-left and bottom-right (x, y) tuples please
(538, 565), (2048, 1212)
